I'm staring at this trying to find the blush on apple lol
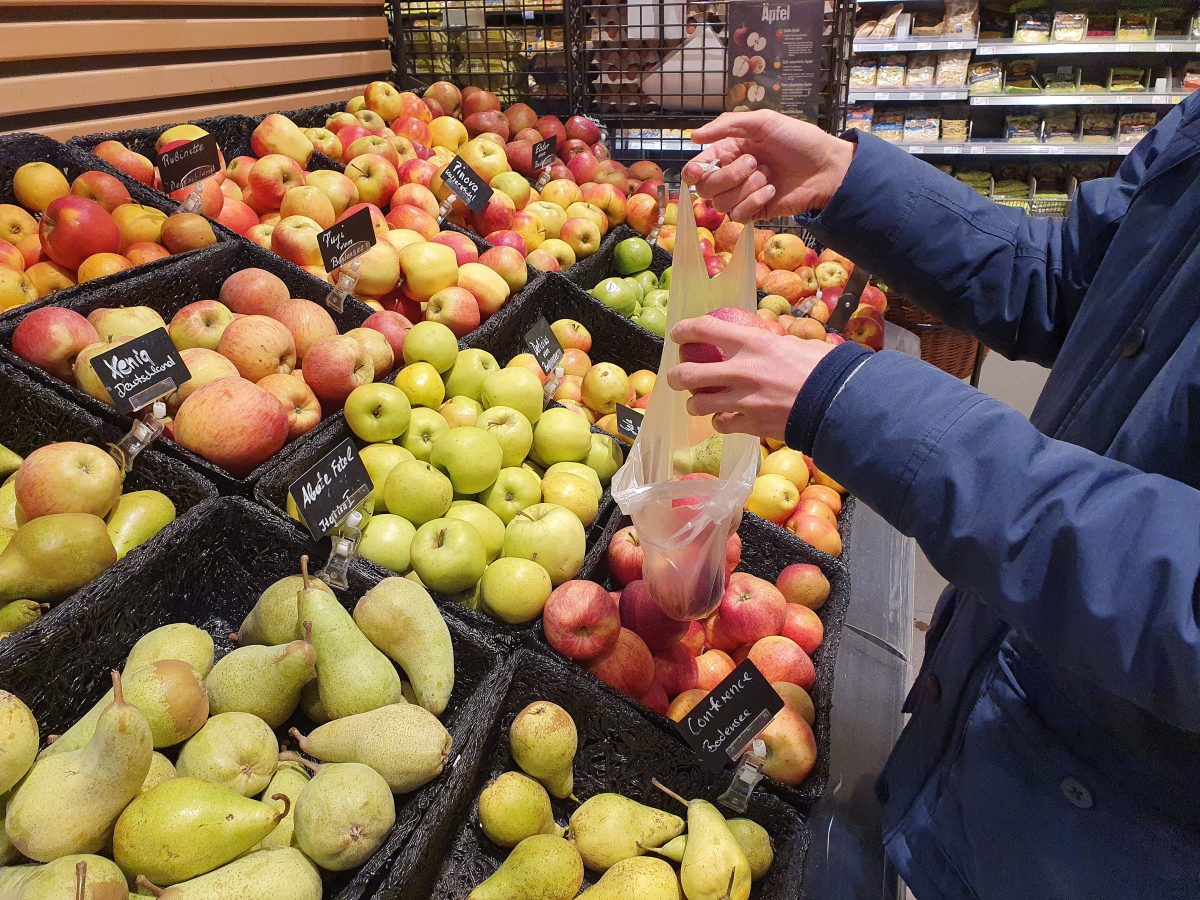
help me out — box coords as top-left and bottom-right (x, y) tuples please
(606, 524), (644, 586)
(654, 642), (700, 696)
(747, 635), (815, 689)
(587, 627), (655, 699)
(619, 580), (689, 651)
(695, 649), (735, 691)
(718, 572), (786, 645)
(543, 579), (620, 662)
(781, 603), (823, 655)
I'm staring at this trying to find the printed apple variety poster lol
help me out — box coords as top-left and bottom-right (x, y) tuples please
(726, 0), (825, 120)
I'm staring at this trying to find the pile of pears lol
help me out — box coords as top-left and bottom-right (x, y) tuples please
(0, 440), (178, 639)
(0, 556), (459, 898)
(468, 700), (774, 899)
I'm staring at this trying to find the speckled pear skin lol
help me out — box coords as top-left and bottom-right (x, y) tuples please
(204, 624), (316, 727)
(0, 690), (38, 794)
(0, 854), (128, 900)
(141, 847), (322, 900)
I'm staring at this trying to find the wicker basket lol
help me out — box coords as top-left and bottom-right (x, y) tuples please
(885, 291), (987, 382)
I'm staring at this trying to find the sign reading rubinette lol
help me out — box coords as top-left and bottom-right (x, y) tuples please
(157, 134), (222, 193)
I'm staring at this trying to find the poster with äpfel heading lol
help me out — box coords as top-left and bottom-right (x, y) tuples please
(726, 0), (825, 120)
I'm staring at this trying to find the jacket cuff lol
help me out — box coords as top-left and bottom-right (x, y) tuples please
(785, 341), (873, 454)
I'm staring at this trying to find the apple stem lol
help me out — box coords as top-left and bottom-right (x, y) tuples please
(651, 777), (689, 808)
(300, 555), (310, 591)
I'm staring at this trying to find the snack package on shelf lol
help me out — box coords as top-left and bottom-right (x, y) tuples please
(846, 104), (875, 133)
(1153, 8), (1188, 36)
(943, 0), (980, 36)
(873, 108), (906, 142)
(1088, 14), (1117, 39)
(1117, 11), (1154, 41)
(1032, 164), (1071, 198)
(936, 50), (972, 86)
(1185, 61), (1200, 93)
(906, 53), (936, 87)
(1109, 66), (1150, 92)
(1082, 109), (1119, 143)
(1014, 12), (1052, 43)
(993, 167), (1032, 199)
(1052, 12), (1087, 42)
(878, 53), (907, 89)
(904, 111), (941, 141)
(1193, 14), (1200, 38)
(1044, 108), (1080, 143)
(956, 167), (992, 196)
(968, 59), (1002, 94)
(1044, 68), (1081, 93)
(1004, 58), (1041, 93)
(871, 4), (904, 37)
(1004, 113), (1040, 143)
(1119, 111), (1158, 143)
(851, 61), (879, 87)
(911, 8), (947, 36)
(941, 112), (970, 142)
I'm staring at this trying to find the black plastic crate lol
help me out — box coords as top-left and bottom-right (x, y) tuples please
(0, 240), (379, 496)
(0, 496), (505, 900)
(0, 132), (227, 326)
(396, 647), (809, 899)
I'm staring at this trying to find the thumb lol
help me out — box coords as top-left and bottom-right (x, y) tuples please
(691, 111), (770, 145)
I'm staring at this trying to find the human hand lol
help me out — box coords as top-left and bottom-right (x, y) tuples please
(666, 316), (835, 441)
(681, 110), (855, 223)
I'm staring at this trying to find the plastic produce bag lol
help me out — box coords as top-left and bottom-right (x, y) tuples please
(611, 190), (760, 620)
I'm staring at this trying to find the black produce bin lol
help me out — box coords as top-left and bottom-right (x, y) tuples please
(0, 496), (506, 900)
(0, 240), (380, 496)
(0, 360), (217, 623)
(391, 647), (809, 899)
(0, 132), (227, 326)
(562, 504), (853, 809)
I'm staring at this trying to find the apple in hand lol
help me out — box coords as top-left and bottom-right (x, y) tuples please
(543, 579), (619, 661)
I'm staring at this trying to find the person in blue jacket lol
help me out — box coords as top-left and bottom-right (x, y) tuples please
(673, 97), (1200, 899)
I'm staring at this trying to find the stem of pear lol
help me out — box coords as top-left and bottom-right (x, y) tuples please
(270, 792), (292, 823)
(651, 777), (689, 808)
(279, 750), (319, 774)
(300, 555), (311, 591)
(135, 876), (165, 897)
(287, 727), (309, 752)
(722, 868), (736, 899)
(228, 631), (241, 644)
(110, 669), (123, 705)
(75, 860), (86, 900)
(302, 620), (313, 643)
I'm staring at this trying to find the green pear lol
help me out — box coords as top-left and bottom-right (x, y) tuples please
(0, 528), (12, 556)
(0, 443), (21, 480)
(0, 691), (37, 794)
(579, 856), (683, 898)
(234, 558), (333, 646)
(478, 771), (563, 848)
(0, 513), (116, 603)
(352, 577), (454, 716)
(468, 834), (583, 900)
(205, 621), (316, 727)
(0, 854), (127, 900)
(175, 712), (278, 797)
(125, 623), (215, 677)
(510, 701), (577, 800)
(0, 479), (17, 531)
(288, 702), (450, 794)
(134, 847), (321, 899)
(297, 556), (404, 719)
(672, 434), (723, 477)
(289, 760), (395, 871)
(106, 490), (176, 560)
(567, 794), (685, 873)
(255, 761), (310, 851)
(43, 659), (208, 756)
(114, 777), (291, 885)
(0, 599), (45, 634)
(653, 780), (751, 900)
(141, 752), (176, 795)
(645, 818), (773, 880)
(298, 680), (329, 725)
(7, 671), (152, 861)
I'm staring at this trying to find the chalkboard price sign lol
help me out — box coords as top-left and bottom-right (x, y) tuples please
(441, 156), (494, 214)
(157, 134), (222, 193)
(288, 438), (373, 540)
(615, 403), (643, 442)
(317, 205), (377, 272)
(90, 328), (190, 414)
(675, 660), (784, 773)
(532, 137), (557, 171)
(524, 317), (564, 374)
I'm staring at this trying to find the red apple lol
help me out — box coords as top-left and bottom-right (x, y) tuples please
(543, 579), (620, 662)
(565, 115), (601, 145)
(620, 580), (689, 651)
(397, 158), (438, 188)
(11, 307), (100, 381)
(70, 171), (131, 212)
(606, 524), (644, 586)
(257, 372), (322, 440)
(654, 642), (700, 696)
(464, 110), (510, 142)
(639, 682), (669, 715)
(560, 139), (592, 160)
(504, 102), (538, 133)
(39, 197), (120, 269)
(629, 160), (665, 183)
(219, 267), (289, 317)
(588, 627), (655, 698)
(484, 230), (526, 256)
(781, 603), (823, 655)
(747, 635), (815, 689)
(566, 152), (599, 184)
(461, 89), (501, 119)
(362, 309), (413, 361)
(174, 377), (289, 476)
(718, 572), (786, 645)
(431, 230), (479, 266)
(696, 649), (735, 690)
(534, 116), (566, 153)
(425, 285), (480, 337)
(504, 140), (536, 178)
(385, 204), (439, 240)
(302, 335), (374, 409)
(478, 245), (527, 294)
(680, 620), (705, 656)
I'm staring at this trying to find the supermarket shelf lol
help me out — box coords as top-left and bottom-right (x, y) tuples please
(849, 88), (969, 102)
(970, 92), (1188, 107)
(890, 141), (1134, 156)
(977, 39), (1200, 55)
(853, 37), (977, 53)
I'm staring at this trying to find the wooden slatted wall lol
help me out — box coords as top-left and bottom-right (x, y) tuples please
(1, 0), (393, 139)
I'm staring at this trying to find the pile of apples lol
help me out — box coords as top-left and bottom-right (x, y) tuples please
(749, 446), (846, 557)
(540, 522), (829, 787)
(0, 160), (215, 313)
(10, 266), (410, 477)
(587, 236), (671, 337)
(298, 320), (626, 624)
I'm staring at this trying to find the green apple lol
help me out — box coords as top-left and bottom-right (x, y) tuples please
(444, 348), (500, 403)
(580, 362), (630, 416)
(359, 514), (416, 573)
(395, 361), (446, 409)
(591, 277), (639, 317)
(430, 425), (504, 494)
(410, 517), (487, 593)
(440, 396), (482, 429)
(399, 407), (449, 461)
(402, 320), (459, 373)
(502, 502), (586, 586)
(481, 367), (543, 424)
(642, 289), (669, 309)
(544, 462), (603, 500)
(445, 500), (505, 563)
(633, 307), (667, 336)
(623, 277), (645, 301)
(360, 443), (415, 507)
(384, 458), (453, 524)
(634, 270), (660, 296)
(659, 266), (672, 289)
(344, 382), (412, 443)
(612, 236), (652, 275)
(532, 407), (592, 465)
(540, 472), (599, 526)
(475, 405), (533, 467)
(478, 466), (542, 524)
(585, 433), (624, 485)
(479, 557), (553, 624)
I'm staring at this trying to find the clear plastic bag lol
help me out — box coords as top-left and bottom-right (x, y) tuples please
(611, 189), (760, 621)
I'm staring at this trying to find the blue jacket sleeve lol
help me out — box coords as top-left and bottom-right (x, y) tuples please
(797, 106), (1188, 366)
(813, 351), (1200, 732)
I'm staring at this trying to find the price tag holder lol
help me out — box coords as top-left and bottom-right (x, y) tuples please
(441, 156), (494, 214)
(675, 660), (783, 774)
(318, 206), (377, 272)
(614, 403), (643, 442)
(91, 328), (189, 415)
(288, 438), (373, 541)
(157, 135), (222, 194)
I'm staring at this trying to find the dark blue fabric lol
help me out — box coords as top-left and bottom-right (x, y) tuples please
(794, 95), (1200, 899)
(785, 340), (872, 453)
